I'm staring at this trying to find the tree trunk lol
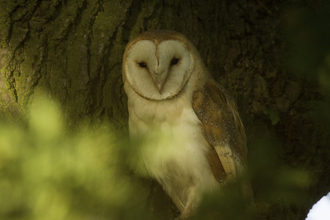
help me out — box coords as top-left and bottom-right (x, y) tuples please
(0, 0), (328, 219)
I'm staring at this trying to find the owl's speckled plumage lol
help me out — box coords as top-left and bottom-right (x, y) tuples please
(122, 30), (252, 219)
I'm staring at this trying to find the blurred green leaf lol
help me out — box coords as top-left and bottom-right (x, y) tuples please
(285, 4), (330, 78)
(263, 109), (280, 125)
(0, 94), (150, 220)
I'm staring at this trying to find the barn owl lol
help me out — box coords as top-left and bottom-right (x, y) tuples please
(122, 30), (253, 219)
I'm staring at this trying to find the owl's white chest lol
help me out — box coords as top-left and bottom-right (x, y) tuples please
(125, 82), (218, 206)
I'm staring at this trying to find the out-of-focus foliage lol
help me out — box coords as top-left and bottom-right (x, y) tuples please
(194, 138), (311, 220)
(263, 109), (280, 125)
(0, 95), (312, 220)
(285, 2), (330, 125)
(0, 95), (149, 220)
(285, 3), (330, 79)
(283, 2), (330, 219)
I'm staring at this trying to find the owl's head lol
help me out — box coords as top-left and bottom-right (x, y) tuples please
(122, 30), (201, 100)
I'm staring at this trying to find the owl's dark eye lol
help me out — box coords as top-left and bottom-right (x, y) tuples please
(138, 62), (147, 68)
(170, 58), (179, 65)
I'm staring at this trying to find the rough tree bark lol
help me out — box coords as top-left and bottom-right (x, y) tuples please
(0, 0), (329, 220)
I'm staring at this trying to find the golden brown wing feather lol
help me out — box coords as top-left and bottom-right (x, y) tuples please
(193, 78), (253, 202)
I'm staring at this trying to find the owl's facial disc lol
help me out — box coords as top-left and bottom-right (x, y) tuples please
(125, 39), (194, 100)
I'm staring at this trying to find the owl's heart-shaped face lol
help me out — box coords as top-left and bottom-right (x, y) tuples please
(123, 32), (195, 100)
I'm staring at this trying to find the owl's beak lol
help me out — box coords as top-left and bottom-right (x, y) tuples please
(151, 70), (167, 94)
(155, 80), (164, 94)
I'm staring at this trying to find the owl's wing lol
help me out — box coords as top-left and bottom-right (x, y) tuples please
(193, 78), (253, 202)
